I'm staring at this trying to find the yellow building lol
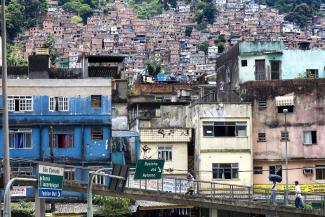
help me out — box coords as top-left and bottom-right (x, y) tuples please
(191, 103), (253, 187)
(140, 128), (192, 177)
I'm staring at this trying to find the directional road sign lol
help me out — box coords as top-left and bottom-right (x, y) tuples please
(38, 165), (64, 199)
(134, 159), (164, 180)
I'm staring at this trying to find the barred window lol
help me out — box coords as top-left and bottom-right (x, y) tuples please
(158, 147), (172, 161)
(91, 128), (103, 140)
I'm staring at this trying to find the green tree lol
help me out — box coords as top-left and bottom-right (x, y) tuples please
(146, 60), (161, 77)
(199, 41), (209, 54)
(71, 15), (83, 24)
(94, 196), (134, 217)
(43, 33), (59, 65)
(3, 0), (47, 40)
(7, 44), (28, 66)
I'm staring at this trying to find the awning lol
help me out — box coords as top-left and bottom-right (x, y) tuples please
(136, 200), (193, 211)
(112, 130), (139, 137)
(275, 95), (294, 106)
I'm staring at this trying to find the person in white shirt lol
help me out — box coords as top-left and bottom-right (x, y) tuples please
(295, 181), (304, 208)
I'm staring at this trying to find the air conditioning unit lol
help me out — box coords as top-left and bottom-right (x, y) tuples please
(303, 168), (313, 174)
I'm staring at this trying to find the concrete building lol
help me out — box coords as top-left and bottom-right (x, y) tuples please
(240, 79), (325, 192)
(190, 102), (253, 187)
(128, 84), (194, 178)
(216, 41), (325, 91)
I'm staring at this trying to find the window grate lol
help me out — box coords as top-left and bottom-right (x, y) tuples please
(91, 128), (103, 140)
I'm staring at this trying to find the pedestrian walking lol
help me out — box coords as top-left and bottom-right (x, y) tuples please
(270, 181), (277, 205)
(295, 181), (304, 208)
(185, 172), (194, 195)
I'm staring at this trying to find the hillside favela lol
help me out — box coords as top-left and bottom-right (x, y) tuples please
(1, 0), (325, 217)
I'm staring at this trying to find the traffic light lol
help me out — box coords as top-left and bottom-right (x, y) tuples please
(108, 164), (129, 193)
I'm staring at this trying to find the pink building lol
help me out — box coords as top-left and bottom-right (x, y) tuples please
(243, 79), (325, 192)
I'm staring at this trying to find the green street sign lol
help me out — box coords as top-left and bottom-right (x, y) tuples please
(134, 159), (165, 180)
(39, 174), (63, 189)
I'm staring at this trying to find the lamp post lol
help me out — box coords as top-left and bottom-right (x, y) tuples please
(2, 0), (11, 216)
(283, 108), (289, 206)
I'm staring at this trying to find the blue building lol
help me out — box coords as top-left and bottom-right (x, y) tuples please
(0, 78), (139, 199)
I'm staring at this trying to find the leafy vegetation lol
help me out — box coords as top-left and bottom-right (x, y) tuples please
(199, 41), (209, 54)
(256, 0), (325, 27)
(7, 44), (28, 66)
(145, 60), (162, 77)
(4, 0), (47, 40)
(62, 0), (94, 22)
(12, 201), (35, 217)
(128, 0), (164, 19)
(94, 196), (134, 217)
(43, 33), (59, 65)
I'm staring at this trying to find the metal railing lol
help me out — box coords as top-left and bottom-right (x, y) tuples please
(122, 175), (325, 209)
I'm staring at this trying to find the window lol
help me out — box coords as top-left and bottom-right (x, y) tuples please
(281, 132), (289, 141)
(277, 106), (294, 113)
(8, 96), (33, 112)
(203, 122), (247, 137)
(270, 61), (281, 80)
(64, 169), (75, 181)
(91, 95), (102, 108)
(254, 167), (263, 174)
(304, 131), (317, 145)
(49, 97), (69, 111)
(9, 129), (32, 149)
(203, 122), (214, 136)
(258, 133), (266, 142)
(91, 128), (103, 140)
(316, 165), (325, 180)
(212, 163), (238, 179)
(269, 165), (282, 177)
(51, 128), (74, 148)
(158, 147), (172, 161)
(306, 69), (319, 78)
(255, 59), (266, 80)
(257, 99), (267, 108)
(241, 60), (247, 67)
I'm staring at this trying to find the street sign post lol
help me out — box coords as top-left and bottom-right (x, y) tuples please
(134, 159), (164, 180)
(38, 165), (64, 199)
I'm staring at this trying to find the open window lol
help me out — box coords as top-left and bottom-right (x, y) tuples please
(91, 95), (102, 108)
(269, 165), (282, 177)
(303, 131), (317, 145)
(9, 129), (32, 149)
(49, 97), (69, 111)
(306, 69), (319, 78)
(212, 163), (239, 180)
(51, 128), (74, 148)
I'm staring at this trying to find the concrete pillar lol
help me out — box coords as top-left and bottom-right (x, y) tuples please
(209, 208), (218, 217)
(35, 191), (45, 217)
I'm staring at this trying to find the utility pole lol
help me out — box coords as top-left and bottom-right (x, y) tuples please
(1, 0), (11, 216)
(283, 108), (289, 206)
